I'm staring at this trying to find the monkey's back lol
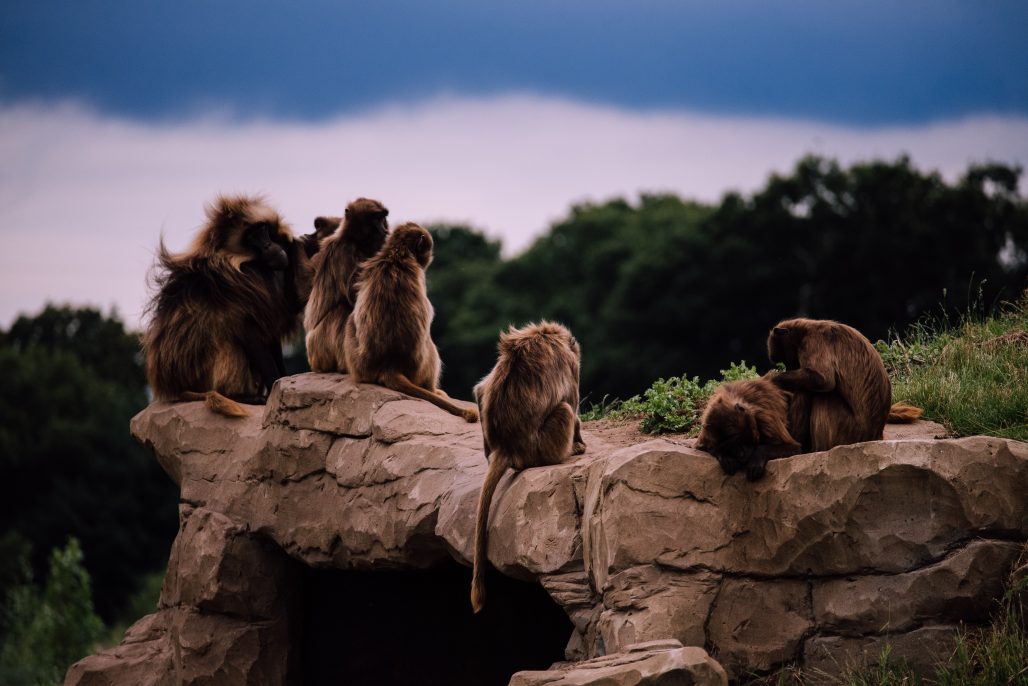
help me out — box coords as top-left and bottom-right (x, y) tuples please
(144, 258), (277, 398)
(792, 319), (891, 443)
(348, 257), (435, 380)
(479, 335), (577, 466)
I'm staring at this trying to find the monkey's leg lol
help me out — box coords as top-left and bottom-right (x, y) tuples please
(531, 402), (576, 468)
(572, 415), (586, 455)
(381, 372), (479, 423)
(271, 339), (286, 378)
(772, 368), (835, 393)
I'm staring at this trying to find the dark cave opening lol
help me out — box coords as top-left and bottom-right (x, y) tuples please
(299, 563), (574, 686)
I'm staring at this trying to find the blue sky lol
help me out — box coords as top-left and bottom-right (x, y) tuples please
(3, 0), (1027, 125)
(2, 1), (1028, 326)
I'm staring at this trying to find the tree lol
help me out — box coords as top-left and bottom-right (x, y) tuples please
(0, 538), (105, 686)
(0, 306), (177, 621)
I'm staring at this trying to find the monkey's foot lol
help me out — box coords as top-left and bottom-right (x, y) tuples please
(572, 441), (587, 455)
(462, 407), (480, 423)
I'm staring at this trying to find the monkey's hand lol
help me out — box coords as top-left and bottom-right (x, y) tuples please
(462, 406), (480, 423)
(745, 457), (769, 482)
(572, 440), (587, 455)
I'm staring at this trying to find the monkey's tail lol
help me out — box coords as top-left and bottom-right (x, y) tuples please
(887, 402), (923, 423)
(180, 391), (248, 418)
(471, 454), (508, 614)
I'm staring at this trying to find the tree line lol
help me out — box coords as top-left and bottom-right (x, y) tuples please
(0, 154), (1025, 679)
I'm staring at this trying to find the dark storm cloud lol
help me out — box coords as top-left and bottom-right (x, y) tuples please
(2, 0), (1026, 125)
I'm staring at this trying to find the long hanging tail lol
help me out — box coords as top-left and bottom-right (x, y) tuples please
(887, 402), (923, 423)
(471, 454), (508, 613)
(180, 391), (248, 418)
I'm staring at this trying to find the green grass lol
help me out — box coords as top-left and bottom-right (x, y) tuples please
(580, 361), (759, 434)
(877, 290), (1028, 441)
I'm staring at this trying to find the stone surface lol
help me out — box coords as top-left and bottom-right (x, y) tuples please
(509, 640), (728, 686)
(70, 375), (1028, 685)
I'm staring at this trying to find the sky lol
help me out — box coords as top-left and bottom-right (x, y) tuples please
(2, 1), (1027, 327)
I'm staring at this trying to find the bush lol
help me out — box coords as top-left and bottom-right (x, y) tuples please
(0, 538), (105, 686)
(583, 361), (759, 434)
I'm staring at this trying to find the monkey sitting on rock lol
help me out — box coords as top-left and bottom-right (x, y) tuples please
(470, 321), (586, 612)
(699, 318), (922, 480)
(344, 222), (479, 422)
(144, 195), (328, 417)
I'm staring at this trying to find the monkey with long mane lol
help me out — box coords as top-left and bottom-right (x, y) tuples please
(144, 194), (326, 417)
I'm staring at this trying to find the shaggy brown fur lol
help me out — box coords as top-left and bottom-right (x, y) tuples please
(305, 198), (390, 372)
(768, 318), (921, 451)
(143, 195), (318, 417)
(470, 321), (585, 612)
(344, 222), (478, 422)
(697, 376), (808, 481)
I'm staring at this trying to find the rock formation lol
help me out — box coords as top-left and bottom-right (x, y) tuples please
(66, 374), (1028, 685)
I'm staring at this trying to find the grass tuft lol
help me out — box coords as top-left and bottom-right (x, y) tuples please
(877, 290), (1028, 441)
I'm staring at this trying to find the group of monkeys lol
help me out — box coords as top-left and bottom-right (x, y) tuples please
(142, 194), (921, 614)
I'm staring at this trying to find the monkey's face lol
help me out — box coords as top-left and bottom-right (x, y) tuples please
(697, 402), (758, 475)
(243, 221), (289, 271)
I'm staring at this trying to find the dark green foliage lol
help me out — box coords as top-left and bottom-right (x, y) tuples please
(0, 538), (105, 686)
(0, 306), (178, 621)
(426, 157), (1028, 403)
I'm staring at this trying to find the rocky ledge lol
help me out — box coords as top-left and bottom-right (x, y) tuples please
(67, 375), (1028, 685)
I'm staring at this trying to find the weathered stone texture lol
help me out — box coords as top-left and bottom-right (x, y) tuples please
(69, 376), (1027, 685)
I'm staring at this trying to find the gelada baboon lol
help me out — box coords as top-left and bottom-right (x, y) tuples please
(470, 321), (586, 612)
(697, 376), (809, 481)
(144, 194), (319, 417)
(344, 222), (478, 422)
(305, 198), (389, 372)
(768, 318), (922, 451)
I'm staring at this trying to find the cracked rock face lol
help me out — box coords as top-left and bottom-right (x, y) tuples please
(66, 375), (1028, 685)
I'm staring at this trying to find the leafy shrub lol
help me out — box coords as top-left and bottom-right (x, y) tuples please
(583, 361), (759, 434)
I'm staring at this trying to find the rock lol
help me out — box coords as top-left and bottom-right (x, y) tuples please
(71, 375), (1028, 685)
(803, 626), (959, 677)
(509, 640), (728, 686)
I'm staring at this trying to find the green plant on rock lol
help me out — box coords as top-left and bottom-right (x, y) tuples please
(584, 361), (759, 434)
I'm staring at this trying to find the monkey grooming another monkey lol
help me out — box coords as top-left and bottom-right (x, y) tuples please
(768, 318), (922, 452)
(344, 222), (478, 422)
(305, 198), (390, 373)
(697, 376), (809, 481)
(470, 321), (586, 612)
(144, 195), (320, 417)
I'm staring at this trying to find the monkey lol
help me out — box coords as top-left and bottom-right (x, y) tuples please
(143, 194), (321, 417)
(470, 321), (586, 613)
(696, 375), (810, 481)
(344, 222), (479, 422)
(767, 318), (922, 452)
(304, 198), (390, 373)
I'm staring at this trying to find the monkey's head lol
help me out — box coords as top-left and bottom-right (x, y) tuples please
(202, 195), (292, 271)
(313, 216), (342, 239)
(386, 222), (433, 268)
(696, 392), (760, 475)
(343, 197), (390, 247)
(767, 320), (801, 368)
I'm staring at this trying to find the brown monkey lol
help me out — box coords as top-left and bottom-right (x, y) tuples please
(696, 376), (809, 481)
(344, 222), (478, 422)
(470, 321), (586, 612)
(768, 318), (921, 452)
(305, 198), (390, 372)
(144, 195), (319, 417)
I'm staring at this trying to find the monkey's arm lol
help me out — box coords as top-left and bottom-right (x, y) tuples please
(746, 441), (804, 481)
(298, 231), (321, 258)
(474, 387), (492, 459)
(771, 367), (835, 393)
(241, 324), (283, 397)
